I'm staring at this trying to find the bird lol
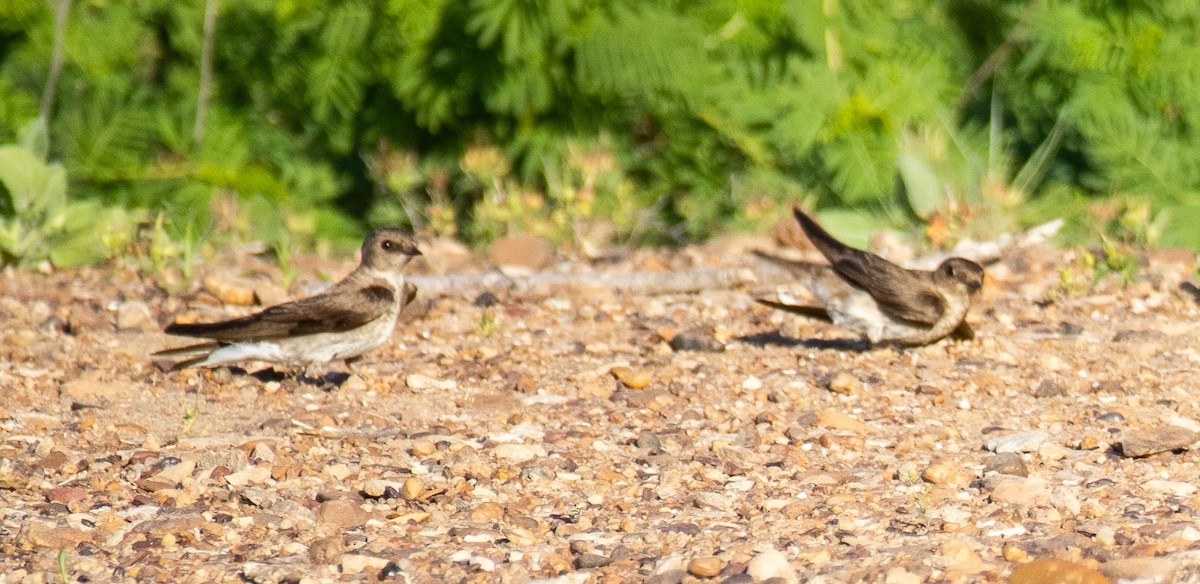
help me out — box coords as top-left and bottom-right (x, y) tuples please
(754, 208), (984, 346)
(155, 228), (422, 375)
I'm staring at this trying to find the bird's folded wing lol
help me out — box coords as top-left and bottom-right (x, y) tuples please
(830, 256), (944, 326)
(793, 208), (944, 326)
(165, 283), (396, 341)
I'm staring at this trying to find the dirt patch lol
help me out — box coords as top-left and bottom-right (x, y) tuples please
(1, 242), (1199, 582)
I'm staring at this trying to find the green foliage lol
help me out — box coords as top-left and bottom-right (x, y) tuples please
(1, 0), (1199, 269)
(0, 122), (143, 267)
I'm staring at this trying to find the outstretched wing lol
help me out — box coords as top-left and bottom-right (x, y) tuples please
(165, 283), (396, 341)
(794, 208), (944, 326)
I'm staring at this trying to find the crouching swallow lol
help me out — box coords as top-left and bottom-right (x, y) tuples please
(155, 229), (421, 374)
(755, 208), (984, 346)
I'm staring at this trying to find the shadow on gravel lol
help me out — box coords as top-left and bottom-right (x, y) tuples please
(247, 367), (350, 387)
(736, 331), (871, 352)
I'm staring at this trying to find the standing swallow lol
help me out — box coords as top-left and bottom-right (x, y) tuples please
(155, 229), (422, 373)
(754, 208), (984, 346)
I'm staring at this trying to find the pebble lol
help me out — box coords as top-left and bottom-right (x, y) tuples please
(990, 477), (1050, 506)
(1009, 558), (1109, 584)
(341, 554), (390, 575)
(411, 438), (437, 456)
(884, 567), (921, 584)
(610, 366), (651, 389)
(575, 553), (612, 569)
(203, 274), (257, 305)
(1034, 379), (1067, 398)
(815, 409), (869, 433)
(669, 329), (726, 352)
(1098, 557), (1177, 584)
(636, 432), (662, 450)
(115, 300), (156, 330)
(984, 430), (1049, 453)
(983, 452), (1029, 476)
(747, 549), (795, 582)
(922, 463), (967, 486)
(1119, 425), (1200, 457)
(401, 478), (424, 500)
(316, 499), (369, 529)
(406, 374), (458, 391)
(688, 556), (723, 578)
(223, 466), (271, 486)
(470, 502), (504, 523)
(493, 443), (547, 462)
(1143, 479), (1197, 497)
(827, 372), (862, 394)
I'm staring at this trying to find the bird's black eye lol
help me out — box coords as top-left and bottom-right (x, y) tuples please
(381, 240), (393, 251)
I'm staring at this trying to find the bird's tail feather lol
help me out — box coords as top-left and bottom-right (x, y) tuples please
(153, 342), (221, 358)
(755, 299), (834, 323)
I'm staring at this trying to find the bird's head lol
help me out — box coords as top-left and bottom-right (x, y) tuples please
(360, 229), (422, 273)
(935, 257), (985, 294)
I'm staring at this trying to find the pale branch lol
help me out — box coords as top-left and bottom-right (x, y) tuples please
(194, 0), (218, 145)
(38, 0), (71, 124)
(407, 267), (761, 299)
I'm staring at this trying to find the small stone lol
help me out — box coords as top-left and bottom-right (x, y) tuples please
(990, 477), (1050, 506)
(1035, 379), (1067, 398)
(341, 554), (390, 575)
(1002, 543), (1028, 562)
(669, 328), (726, 353)
(362, 479), (388, 498)
(610, 366), (651, 389)
(308, 536), (343, 565)
(746, 549), (795, 582)
(827, 372), (862, 394)
(116, 301), (155, 331)
(575, 553), (612, 569)
(203, 274), (257, 306)
(406, 374), (457, 391)
(984, 430), (1049, 453)
(411, 439), (437, 456)
(316, 498), (369, 529)
(493, 443), (547, 462)
(636, 432), (662, 450)
(646, 570), (688, 584)
(223, 466), (271, 487)
(983, 452), (1028, 477)
(922, 463), (966, 486)
(1009, 559), (1109, 584)
(1144, 479), (1197, 497)
(688, 556), (724, 578)
(401, 478), (424, 500)
(44, 486), (88, 504)
(815, 409), (869, 433)
(742, 376), (763, 391)
(153, 460), (196, 484)
(1119, 425), (1200, 458)
(1096, 411), (1126, 425)
(469, 502), (503, 523)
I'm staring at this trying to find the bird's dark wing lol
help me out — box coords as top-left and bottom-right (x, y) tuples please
(165, 283), (396, 341)
(794, 208), (944, 326)
(755, 299), (833, 323)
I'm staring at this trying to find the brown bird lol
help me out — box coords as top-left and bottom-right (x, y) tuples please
(155, 229), (421, 372)
(755, 208), (984, 346)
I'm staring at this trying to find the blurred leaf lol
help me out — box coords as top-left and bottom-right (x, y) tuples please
(897, 152), (945, 219)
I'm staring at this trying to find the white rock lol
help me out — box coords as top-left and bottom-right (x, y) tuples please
(747, 549), (797, 583)
(406, 374), (458, 391)
(223, 466), (271, 487)
(341, 554), (389, 574)
(984, 430), (1049, 453)
(1145, 480), (1197, 497)
(492, 443), (547, 462)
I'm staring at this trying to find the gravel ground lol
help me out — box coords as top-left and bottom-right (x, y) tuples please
(2, 238), (1200, 584)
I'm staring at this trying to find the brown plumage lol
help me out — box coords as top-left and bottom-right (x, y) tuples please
(156, 229), (421, 370)
(754, 208), (984, 346)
